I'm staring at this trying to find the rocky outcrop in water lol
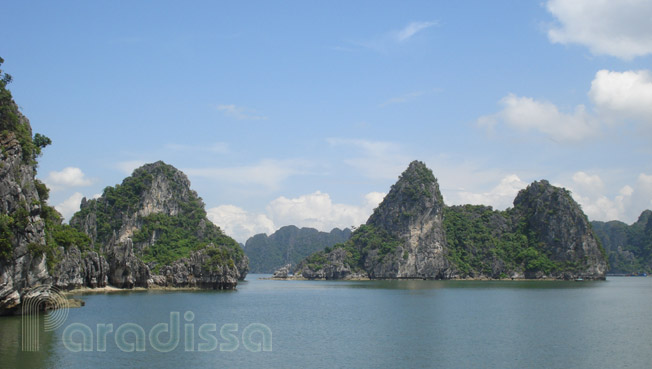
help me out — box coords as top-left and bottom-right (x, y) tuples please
(296, 161), (608, 280)
(271, 264), (292, 279)
(70, 161), (248, 289)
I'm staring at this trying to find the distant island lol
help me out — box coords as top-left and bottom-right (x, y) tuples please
(284, 161), (609, 281)
(244, 226), (350, 273)
(592, 210), (652, 274)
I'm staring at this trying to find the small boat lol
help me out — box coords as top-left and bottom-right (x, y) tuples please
(575, 278), (584, 282)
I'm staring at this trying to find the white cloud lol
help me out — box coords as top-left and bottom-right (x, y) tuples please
(185, 159), (309, 192)
(45, 167), (93, 191)
(116, 160), (146, 175)
(206, 205), (276, 243)
(217, 104), (267, 121)
(207, 191), (385, 243)
(589, 69), (652, 123)
(546, 0), (652, 59)
(571, 171), (605, 195)
(453, 174), (529, 210)
(55, 192), (85, 222)
(350, 20), (438, 53)
(480, 69), (652, 141)
(394, 21), (438, 42)
(327, 138), (410, 180)
(569, 171), (652, 223)
(266, 191), (383, 231)
(478, 93), (597, 142)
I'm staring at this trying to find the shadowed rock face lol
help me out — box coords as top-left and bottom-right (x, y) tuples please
(296, 161), (608, 281)
(512, 180), (608, 279)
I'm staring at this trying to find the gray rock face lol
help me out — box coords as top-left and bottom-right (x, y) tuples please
(105, 239), (150, 288)
(151, 247), (241, 289)
(272, 264), (292, 278)
(366, 161), (452, 278)
(0, 111), (51, 315)
(299, 248), (354, 279)
(51, 248), (109, 290)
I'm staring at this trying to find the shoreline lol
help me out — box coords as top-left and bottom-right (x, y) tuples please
(262, 276), (607, 282)
(62, 285), (235, 296)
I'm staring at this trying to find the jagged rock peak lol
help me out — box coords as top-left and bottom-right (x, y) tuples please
(126, 160), (196, 217)
(72, 161), (201, 238)
(367, 160), (444, 233)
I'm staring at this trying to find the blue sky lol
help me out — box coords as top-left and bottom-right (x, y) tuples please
(2, 0), (652, 241)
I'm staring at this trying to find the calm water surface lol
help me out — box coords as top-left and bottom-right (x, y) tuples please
(1, 276), (651, 368)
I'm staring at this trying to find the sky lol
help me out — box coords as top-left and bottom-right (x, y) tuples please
(2, 0), (652, 242)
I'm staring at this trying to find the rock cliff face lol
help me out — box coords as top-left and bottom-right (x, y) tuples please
(244, 225), (351, 273)
(70, 161), (248, 289)
(296, 161), (608, 280)
(365, 161), (452, 279)
(0, 114), (49, 314)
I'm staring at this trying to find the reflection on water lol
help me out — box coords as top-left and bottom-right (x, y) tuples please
(252, 276), (604, 291)
(0, 276), (650, 369)
(0, 314), (55, 369)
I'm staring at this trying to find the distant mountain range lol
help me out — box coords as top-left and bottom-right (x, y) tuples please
(592, 210), (652, 274)
(244, 226), (351, 273)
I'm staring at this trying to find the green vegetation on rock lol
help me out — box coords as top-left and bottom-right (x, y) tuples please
(297, 224), (400, 273)
(134, 212), (242, 271)
(70, 161), (244, 273)
(443, 205), (560, 277)
(0, 57), (50, 164)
